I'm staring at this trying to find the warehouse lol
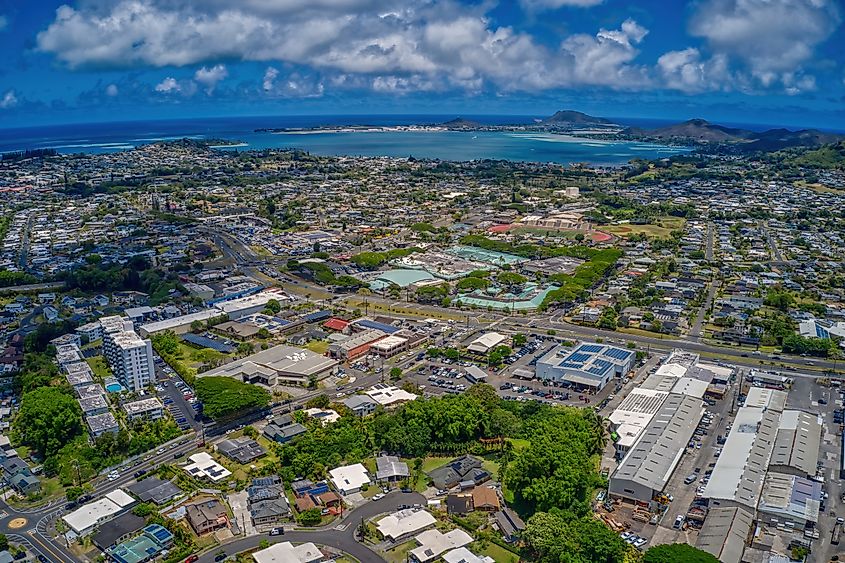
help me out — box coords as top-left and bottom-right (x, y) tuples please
(607, 388), (668, 458)
(536, 343), (634, 391)
(609, 393), (704, 504)
(703, 389), (786, 511)
(757, 472), (822, 528)
(200, 344), (339, 386)
(696, 506), (754, 563)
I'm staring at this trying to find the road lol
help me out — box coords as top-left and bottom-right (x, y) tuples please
(689, 280), (720, 341)
(704, 222), (715, 262)
(196, 490), (426, 563)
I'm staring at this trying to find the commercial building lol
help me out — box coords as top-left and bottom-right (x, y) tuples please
(536, 343), (635, 390)
(703, 389), (788, 511)
(200, 344), (338, 387)
(607, 388), (668, 458)
(609, 393), (704, 504)
(327, 329), (387, 360)
(138, 309), (221, 337)
(364, 384), (418, 407)
(757, 473), (822, 527)
(370, 334), (410, 358)
(122, 398), (164, 421)
(467, 332), (508, 355)
(696, 506), (754, 563)
(62, 489), (136, 536)
(329, 463), (371, 495)
(101, 316), (155, 392)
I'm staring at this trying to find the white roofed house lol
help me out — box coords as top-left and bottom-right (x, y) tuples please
(376, 508), (437, 543)
(329, 463), (371, 495)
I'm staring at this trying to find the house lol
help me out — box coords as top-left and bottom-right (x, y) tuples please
(410, 529), (473, 563)
(376, 455), (410, 483)
(248, 475), (290, 527)
(183, 452), (232, 482)
(376, 509), (437, 542)
(263, 414), (307, 444)
(92, 512), (147, 550)
(216, 437), (266, 464)
(342, 394), (378, 417)
(471, 487), (500, 511)
(329, 463), (371, 495)
(126, 477), (182, 505)
(427, 455), (489, 490)
(446, 494), (473, 515)
(186, 499), (229, 535)
(10, 472), (41, 496)
(494, 508), (526, 543)
(252, 541), (324, 563)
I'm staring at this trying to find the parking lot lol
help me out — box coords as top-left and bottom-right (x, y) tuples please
(153, 354), (202, 431)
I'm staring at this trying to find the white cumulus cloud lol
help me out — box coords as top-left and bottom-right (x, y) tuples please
(263, 67), (279, 91)
(688, 0), (840, 90)
(657, 48), (731, 93)
(105, 83), (119, 96)
(154, 77), (180, 93)
(0, 90), (17, 109)
(194, 64), (228, 93)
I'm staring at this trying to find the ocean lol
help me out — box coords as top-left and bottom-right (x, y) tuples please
(0, 114), (697, 165)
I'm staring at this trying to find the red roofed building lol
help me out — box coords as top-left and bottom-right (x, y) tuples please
(324, 318), (350, 332)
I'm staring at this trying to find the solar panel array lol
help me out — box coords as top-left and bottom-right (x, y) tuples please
(603, 347), (633, 361)
(578, 344), (604, 353)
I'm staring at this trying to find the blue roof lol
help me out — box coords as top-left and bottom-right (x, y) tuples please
(143, 524), (173, 545)
(354, 319), (400, 334)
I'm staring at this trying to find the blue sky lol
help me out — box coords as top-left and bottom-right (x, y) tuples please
(0, 0), (843, 129)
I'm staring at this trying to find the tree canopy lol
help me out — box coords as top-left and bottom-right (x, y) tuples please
(643, 544), (719, 563)
(195, 376), (271, 420)
(13, 387), (83, 458)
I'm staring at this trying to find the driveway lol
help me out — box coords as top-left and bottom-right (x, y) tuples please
(196, 490), (426, 563)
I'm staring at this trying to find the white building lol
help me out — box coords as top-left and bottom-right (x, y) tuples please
(467, 332), (507, 355)
(364, 384), (418, 407)
(329, 463), (371, 495)
(123, 397), (164, 421)
(410, 529), (473, 563)
(101, 315), (155, 392)
(442, 548), (495, 563)
(183, 452), (232, 482)
(376, 509), (437, 542)
(62, 489), (136, 536)
(252, 541), (323, 563)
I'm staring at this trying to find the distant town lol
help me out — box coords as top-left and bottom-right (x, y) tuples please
(0, 134), (843, 563)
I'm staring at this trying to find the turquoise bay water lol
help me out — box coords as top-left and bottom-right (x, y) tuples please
(0, 115), (692, 165)
(237, 130), (691, 165)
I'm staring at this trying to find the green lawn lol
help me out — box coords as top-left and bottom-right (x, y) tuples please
(421, 456), (452, 474)
(304, 340), (330, 354)
(603, 217), (685, 240)
(505, 438), (529, 451)
(86, 356), (112, 379)
(482, 543), (520, 563)
(382, 540), (416, 563)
